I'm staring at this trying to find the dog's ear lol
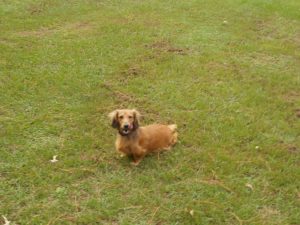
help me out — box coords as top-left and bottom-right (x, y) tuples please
(108, 110), (119, 128)
(132, 109), (141, 130)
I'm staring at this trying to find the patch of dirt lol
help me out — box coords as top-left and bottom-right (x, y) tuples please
(115, 64), (146, 84)
(80, 153), (106, 164)
(17, 27), (54, 37)
(146, 40), (190, 55)
(27, 0), (57, 15)
(17, 22), (93, 37)
(69, 22), (92, 30)
(258, 206), (282, 222)
(143, 18), (160, 27)
(121, 65), (143, 77)
(243, 52), (294, 69)
(205, 61), (230, 71)
(253, 17), (300, 51)
(282, 91), (300, 103)
(252, 19), (279, 40)
(141, 108), (165, 123)
(287, 145), (299, 153)
(295, 109), (300, 118)
(278, 142), (299, 154)
(101, 82), (146, 107)
(28, 3), (43, 15)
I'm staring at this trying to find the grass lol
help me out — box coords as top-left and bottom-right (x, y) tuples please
(0, 0), (300, 224)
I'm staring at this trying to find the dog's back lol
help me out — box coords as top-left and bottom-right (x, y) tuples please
(138, 124), (178, 152)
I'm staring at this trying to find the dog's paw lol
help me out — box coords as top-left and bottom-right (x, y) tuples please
(119, 153), (126, 158)
(163, 146), (171, 151)
(131, 161), (140, 166)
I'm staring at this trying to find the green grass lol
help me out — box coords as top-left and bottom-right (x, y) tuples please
(1, 0), (300, 224)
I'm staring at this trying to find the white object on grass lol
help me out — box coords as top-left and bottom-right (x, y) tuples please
(2, 216), (10, 225)
(50, 155), (58, 163)
(189, 210), (194, 216)
(255, 146), (260, 149)
(245, 183), (254, 191)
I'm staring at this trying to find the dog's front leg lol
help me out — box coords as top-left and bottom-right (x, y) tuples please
(115, 139), (127, 158)
(131, 146), (146, 166)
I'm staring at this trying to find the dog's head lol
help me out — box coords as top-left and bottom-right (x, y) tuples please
(108, 109), (141, 136)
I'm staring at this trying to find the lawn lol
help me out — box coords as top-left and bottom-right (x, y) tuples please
(0, 0), (299, 224)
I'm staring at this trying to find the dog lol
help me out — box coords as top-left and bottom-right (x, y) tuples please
(108, 109), (178, 165)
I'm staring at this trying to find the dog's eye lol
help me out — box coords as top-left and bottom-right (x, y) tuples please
(119, 116), (124, 119)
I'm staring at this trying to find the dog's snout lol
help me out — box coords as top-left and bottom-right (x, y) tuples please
(124, 124), (129, 129)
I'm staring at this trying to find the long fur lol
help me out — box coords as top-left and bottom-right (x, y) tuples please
(109, 109), (178, 165)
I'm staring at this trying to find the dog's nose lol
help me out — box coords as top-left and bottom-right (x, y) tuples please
(124, 124), (129, 129)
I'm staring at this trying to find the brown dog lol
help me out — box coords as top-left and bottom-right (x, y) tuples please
(108, 109), (178, 165)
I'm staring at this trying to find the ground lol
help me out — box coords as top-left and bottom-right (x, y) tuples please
(0, 0), (300, 224)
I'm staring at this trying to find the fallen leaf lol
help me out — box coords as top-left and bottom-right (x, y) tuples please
(189, 210), (194, 216)
(50, 155), (58, 163)
(2, 216), (10, 225)
(245, 183), (254, 191)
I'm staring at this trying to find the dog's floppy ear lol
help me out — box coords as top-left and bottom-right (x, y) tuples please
(108, 110), (119, 128)
(132, 109), (141, 130)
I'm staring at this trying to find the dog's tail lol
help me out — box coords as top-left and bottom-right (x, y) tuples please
(168, 124), (177, 133)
